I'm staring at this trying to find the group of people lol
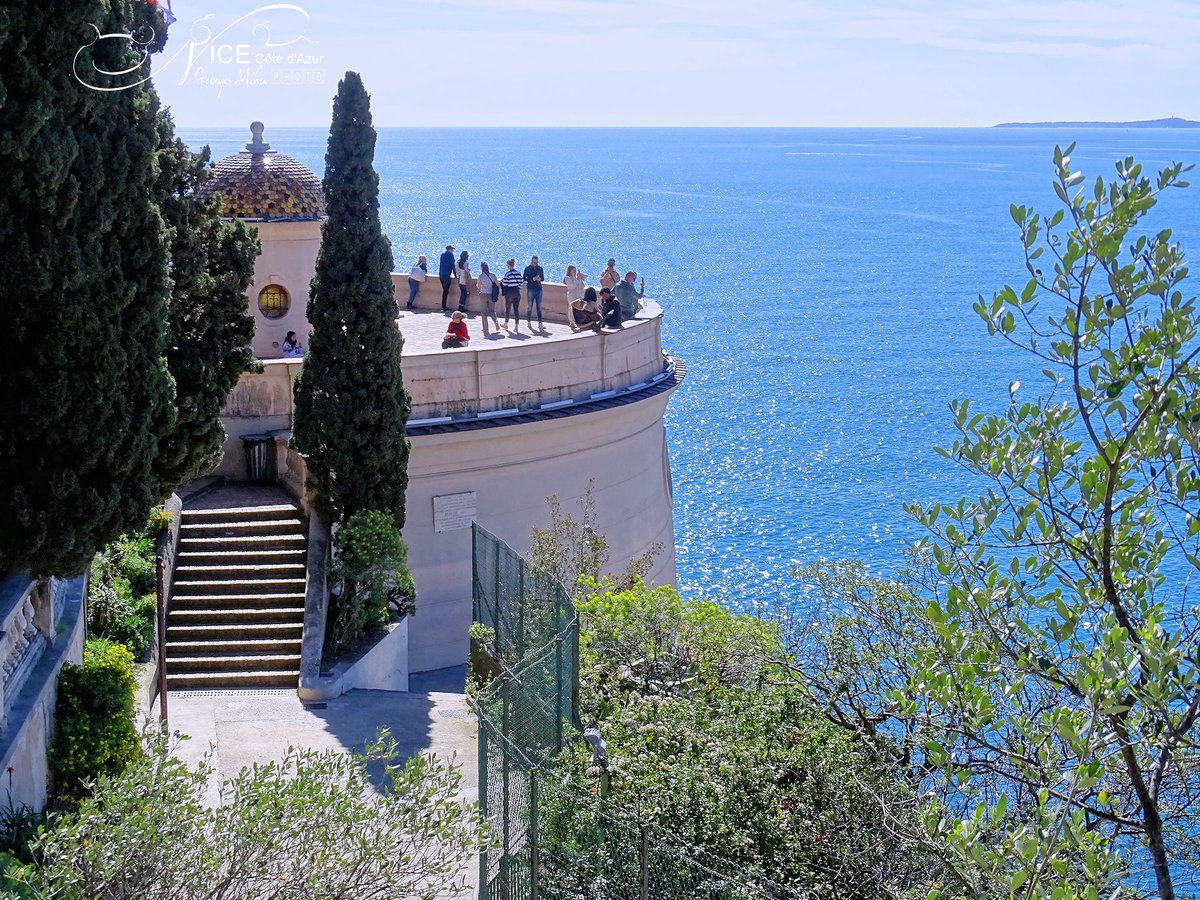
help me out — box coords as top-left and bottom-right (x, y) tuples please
(564, 259), (648, 334)
(409, 249), (647, 350)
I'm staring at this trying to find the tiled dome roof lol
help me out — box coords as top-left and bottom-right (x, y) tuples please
(202, 122), (325, 222)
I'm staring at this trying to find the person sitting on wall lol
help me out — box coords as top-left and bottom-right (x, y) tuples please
(442, 310), (470, 349)
(571, 286), (602, 331)
(282, 331), (304, 357)
(613, 270), (645, 320)
(600, 287), (622, 328)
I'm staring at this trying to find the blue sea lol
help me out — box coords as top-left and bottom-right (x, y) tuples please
(182, 126), (1200, 613)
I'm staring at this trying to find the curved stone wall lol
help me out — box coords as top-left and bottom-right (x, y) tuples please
(403, 303), (666, 421)
(403, 386), (680, 672)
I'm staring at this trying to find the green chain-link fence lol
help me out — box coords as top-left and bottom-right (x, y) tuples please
(472, 525), (795, 900)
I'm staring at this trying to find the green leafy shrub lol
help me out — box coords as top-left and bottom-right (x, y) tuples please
(29, 730), (484, 899)
(543, 580), (939, 897)
(49, 639), (139, 803)
(86, 507), (164, 660)
(0, 803), (54, 865)
(0, 851), (46, 899)
(325, 510), (416, 657)
(104, 594), (156, 661)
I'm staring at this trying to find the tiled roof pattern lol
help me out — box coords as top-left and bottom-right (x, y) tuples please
(203, 151), (325, 222)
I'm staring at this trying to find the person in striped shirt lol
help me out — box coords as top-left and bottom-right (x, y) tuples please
(501, 258), (524, 332)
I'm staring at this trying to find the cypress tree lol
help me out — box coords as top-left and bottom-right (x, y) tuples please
(153, 108), (260, 491)
(292, 72), (411, 525)
(0, 1), (175, 577)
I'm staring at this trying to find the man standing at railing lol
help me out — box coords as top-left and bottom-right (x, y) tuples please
(501, 259), (524, 333)
(438, 244), (456, 312)
(523, 255), (545, 331)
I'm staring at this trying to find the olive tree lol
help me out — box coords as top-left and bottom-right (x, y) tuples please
(798, 149), (1200, 899)
(18, 731), (485, 899)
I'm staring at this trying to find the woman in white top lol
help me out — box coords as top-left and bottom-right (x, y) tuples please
(476, 262), (501, 333)
(563, 265), (587, 328)
(456, 251), (472, 313)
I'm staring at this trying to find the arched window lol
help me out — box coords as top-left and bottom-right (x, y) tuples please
(257, 284), (290, 319)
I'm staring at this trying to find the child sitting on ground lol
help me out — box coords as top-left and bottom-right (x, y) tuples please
(442, 310), (470, 349)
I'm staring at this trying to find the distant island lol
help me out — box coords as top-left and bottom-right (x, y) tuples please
(995, 116), (1200, 129)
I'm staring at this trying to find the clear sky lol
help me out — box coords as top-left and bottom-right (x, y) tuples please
(147, 0), (1200, 128)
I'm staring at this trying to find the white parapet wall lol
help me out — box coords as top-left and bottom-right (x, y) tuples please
(298, 618), (409, 701)
(0, 575), (86, 811)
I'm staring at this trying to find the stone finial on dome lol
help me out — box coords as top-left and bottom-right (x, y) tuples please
(245, 121), (271, 154)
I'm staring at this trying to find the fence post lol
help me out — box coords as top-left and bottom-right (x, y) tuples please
(529, 772), (540, 900)
(493, 536), (502, 657)
(517, 559), (526, 662)
(501, 687), (512, 896)
(155, 555), (169, 729)
(553, 588), (564, 753)
(639, 825), (649, 900)
(570, 615), (582, 729)
(478, 722), (490, 900)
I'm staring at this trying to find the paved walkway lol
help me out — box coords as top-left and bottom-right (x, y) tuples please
(166, 666), (474, 794)
(395, 305), (643, 353)
(165, 667), (478, 895)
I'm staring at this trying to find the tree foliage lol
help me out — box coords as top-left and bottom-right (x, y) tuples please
(0, 0), (174, 577)
(49, 639), (140, 804)
(325, 509), (416, 657)
(528, 481), (662, 598)
(15, 731), (485, 899)
(292, 71), (410, 527)
(544, 580), (938, 897)
(795, 150), (1200, 899)
(153, 109), (259, 491)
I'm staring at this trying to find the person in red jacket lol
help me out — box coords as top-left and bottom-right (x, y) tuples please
(442, 310), (470, 349)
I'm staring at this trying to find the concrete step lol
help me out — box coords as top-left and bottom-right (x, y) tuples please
(169, 594), (305, 613)
(174, 564), (306, 582)
(168, 622), (303, 642)
(173, 578), (307, 597)
(177, 533), (307, 553)
(168, 653), (302, 673)
(169, 606), (305, 625)
(179, 518), (305, 539)
(177, 548), (306, 568)
(181, 504), (301, 524)
(167, 639), (303, 656)
(168, 497), (309, 692)
(167, 670), (299, 690)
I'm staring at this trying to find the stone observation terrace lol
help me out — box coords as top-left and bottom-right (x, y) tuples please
(223, 274), (680, 447)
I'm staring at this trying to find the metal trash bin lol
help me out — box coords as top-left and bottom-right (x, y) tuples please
(242, 434), (275, 484)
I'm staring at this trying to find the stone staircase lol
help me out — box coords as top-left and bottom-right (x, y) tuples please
(166, 491), (307, 690)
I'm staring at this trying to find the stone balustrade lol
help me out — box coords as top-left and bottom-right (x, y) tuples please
(0, 577), (51, 736)
(0, 573), (86, 809)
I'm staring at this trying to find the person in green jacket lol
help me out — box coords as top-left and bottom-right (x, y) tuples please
(613, 270), (645, 319)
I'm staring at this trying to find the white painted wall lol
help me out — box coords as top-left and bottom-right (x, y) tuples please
(247, 220), (322, 359)
(403, 391), (679, 672)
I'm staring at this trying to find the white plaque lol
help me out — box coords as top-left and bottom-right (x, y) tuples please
(433, 492), (477, 533)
